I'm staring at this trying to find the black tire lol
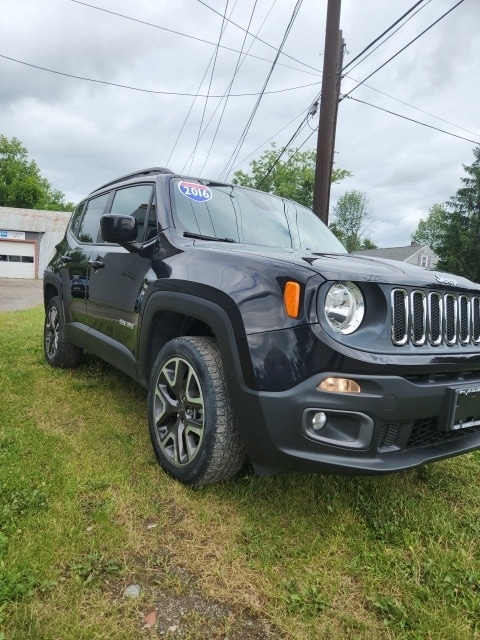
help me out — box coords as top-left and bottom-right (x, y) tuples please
(147, 336), (247, 486)
(44, 296), (83, 368)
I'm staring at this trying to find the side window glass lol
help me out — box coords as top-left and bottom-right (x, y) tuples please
(70, 202), (86, 238)
(75, 193), (110, 243)
(110, 185), (153, 242)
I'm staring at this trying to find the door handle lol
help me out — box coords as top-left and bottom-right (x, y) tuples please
(89, 260), (105, 270)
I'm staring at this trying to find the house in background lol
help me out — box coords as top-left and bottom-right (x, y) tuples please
(353, 243), (439, 269)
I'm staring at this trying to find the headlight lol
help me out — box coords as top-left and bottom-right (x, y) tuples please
(324, 281), (364, 334)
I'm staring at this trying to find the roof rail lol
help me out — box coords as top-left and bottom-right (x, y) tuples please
(90, 167), (174, 193)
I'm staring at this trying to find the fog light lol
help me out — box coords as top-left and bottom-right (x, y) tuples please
(318, 377), (361, 393)
(312, 411), (327, 431)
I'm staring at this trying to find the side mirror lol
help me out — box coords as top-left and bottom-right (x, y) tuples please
(101, 214), (137, 244)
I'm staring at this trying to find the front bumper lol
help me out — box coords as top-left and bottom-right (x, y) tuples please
(241, 371), (480, 475)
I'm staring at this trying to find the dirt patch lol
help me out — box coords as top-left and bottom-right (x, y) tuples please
(120, 557), (283, 639)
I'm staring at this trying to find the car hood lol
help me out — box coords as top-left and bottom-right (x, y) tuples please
(300, 252), (479, 290)
(199, 243), (479, 291)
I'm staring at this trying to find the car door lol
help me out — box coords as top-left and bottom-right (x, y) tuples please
(58, 193), (111, 326)
(86, 184), (156, 355)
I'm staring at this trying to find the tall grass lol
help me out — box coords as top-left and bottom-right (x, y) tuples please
(1, 307), (480, 639)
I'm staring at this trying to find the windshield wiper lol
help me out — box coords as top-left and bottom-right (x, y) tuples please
(183, 231), (236, 243)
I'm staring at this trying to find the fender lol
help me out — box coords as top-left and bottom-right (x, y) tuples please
(43, 270), (62, 308)
(138, 289), (257, 391)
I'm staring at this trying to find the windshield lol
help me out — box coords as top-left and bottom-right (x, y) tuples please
(170, 179), (346, 252)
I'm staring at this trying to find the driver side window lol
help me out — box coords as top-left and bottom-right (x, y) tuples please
(110, 184), (154, 242)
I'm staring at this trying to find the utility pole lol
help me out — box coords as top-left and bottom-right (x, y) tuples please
(312, 0), (343, 225)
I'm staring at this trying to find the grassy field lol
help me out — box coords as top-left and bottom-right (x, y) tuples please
(1, 307), (480, 639)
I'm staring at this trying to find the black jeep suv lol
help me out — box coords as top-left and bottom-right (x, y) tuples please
(44, 167), (480, 485)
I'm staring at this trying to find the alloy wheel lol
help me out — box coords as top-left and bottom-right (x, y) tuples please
(153, 356), (205, 467)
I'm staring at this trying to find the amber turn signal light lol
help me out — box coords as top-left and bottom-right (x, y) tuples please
(284, 281), (300, 318)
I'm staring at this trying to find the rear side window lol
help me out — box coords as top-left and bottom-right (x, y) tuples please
(72, 193), (110, 243)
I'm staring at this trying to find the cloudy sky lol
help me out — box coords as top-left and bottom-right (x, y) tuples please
(1, 0), (479, 247)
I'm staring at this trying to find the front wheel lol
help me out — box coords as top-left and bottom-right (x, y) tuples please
(44, 296), (83, 368)
(147, 336), (247, 486)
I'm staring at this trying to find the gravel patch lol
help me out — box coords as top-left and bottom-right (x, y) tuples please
(0, 278), (43, 311)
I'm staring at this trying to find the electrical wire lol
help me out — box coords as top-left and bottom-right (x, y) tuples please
(219, 0), (304, 180)
(67, 0), (321, 77)
(194, 0), (320, 73)
(197, 0), (266, 175)
(0, 53), (319, 97)
(166, 58), (216, 166)
(233, 86), (319, 183)
(344, 75), (480, 139)
(229, 109), (308, 174)
(168, 0), (239, 167)
(341, 0), (466, 101)
(345, 96), (480, 145)
(256, 119), (311, 187)
(187, 0), (231, 174)
(342, 0), (428, 72)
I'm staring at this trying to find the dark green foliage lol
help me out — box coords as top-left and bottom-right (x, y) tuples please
(232, 143), (351, 209)
(411, 203), (448, 254)
(0, 134), (74, 211)
(437, 147), (480, 281)
(330, 190), (376, 252)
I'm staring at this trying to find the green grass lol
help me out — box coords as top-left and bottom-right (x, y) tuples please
(2, 307), (480, 638)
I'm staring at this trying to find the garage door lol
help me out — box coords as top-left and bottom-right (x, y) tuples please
(0, 241), (36, 278)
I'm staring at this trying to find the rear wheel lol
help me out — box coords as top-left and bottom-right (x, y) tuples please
(148, 336), (246, 486)
(44, 296), (83, 368)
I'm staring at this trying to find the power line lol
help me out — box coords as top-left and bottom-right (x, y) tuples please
(256, 117), (311, 187)
(229, 109), (307, 174)
(345, 76), (480, 139)
(342, 0), (426, 72)
(188, 0), (232, 174)
(346, 96), (480, 145)
(166, 57), (218, 166)
(167, 0), (241, 168)
(0, 53), (319, 97)
(67, 0), (321, 78)
(342, 0), (432, 73)
(341, 0), (466, 101)
(194, 0), (320, 73)
(219, 0), (304, 180)
(198, 0), (271, 175)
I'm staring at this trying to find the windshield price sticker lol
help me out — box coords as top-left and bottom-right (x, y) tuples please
(178, 181), (212, 203)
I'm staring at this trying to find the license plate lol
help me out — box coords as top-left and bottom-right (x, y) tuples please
(441, 385), (480, 431)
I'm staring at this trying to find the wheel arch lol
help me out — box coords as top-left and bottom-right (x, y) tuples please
(43, 272), (61, 310)
(138, 291), (256, 393)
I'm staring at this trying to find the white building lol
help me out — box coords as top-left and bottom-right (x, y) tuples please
(0, 206), (71, 279)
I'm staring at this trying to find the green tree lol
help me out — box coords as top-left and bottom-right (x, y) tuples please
(232, 143), (351, 209)
(361, 237), (378, 250)
(329, 190), (375, 252)
(0, 135), (74, 211)
(411, 203), (448, 253)
(436, 147), (480, 282)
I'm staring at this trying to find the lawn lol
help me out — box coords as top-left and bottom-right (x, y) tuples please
(1, 306), (480, 639)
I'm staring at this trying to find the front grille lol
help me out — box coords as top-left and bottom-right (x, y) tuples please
(378, 423), (402, 449)
(406, 418), (480, 448)
(391, 289), (480, 347)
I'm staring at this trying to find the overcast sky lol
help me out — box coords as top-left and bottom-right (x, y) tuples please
(1, 0), (479, 247)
